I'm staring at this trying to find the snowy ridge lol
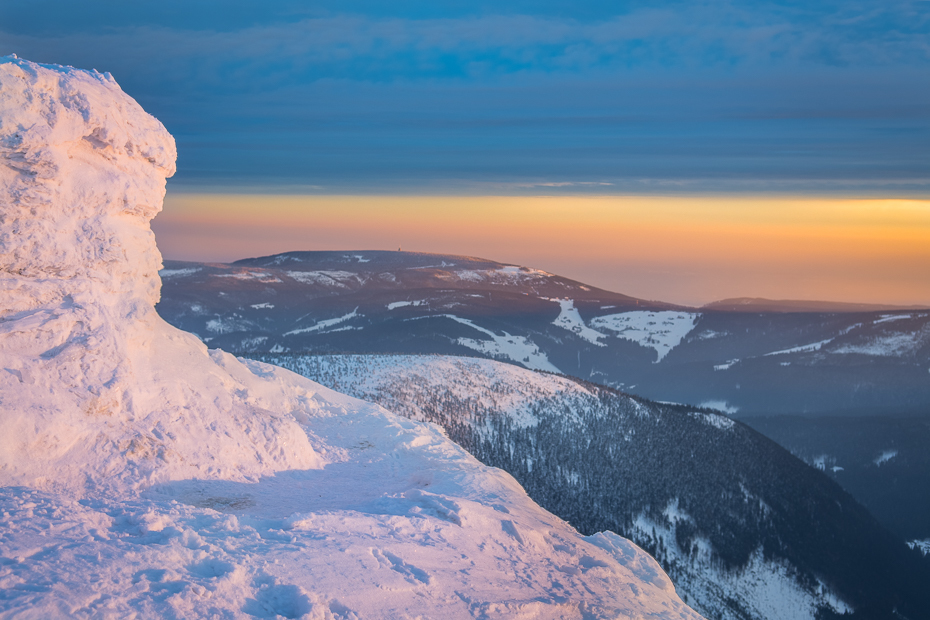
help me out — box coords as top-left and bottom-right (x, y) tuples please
(279, 355), (593, 430)
(0, 57), (702, 619)
(262, 353), (866, 620)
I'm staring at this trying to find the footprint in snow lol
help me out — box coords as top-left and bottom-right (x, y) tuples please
(188, 558), (236, 579)
(371, 548), (431, 585)
(242, 577), (313, 619)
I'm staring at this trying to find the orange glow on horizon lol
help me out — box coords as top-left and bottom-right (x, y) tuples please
(152, 194), (930, 307)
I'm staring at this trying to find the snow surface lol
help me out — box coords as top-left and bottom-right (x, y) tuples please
(285, 309), (360, 336)
(873, 314), (911, 324)
(698, 401), (739, 415)
(690, 411), (735, 430)
(216, 270), (282, 283)
(833, 331), (926, 357)
(763, 338), (833, 356)
(448, 266), (551, 284)
(159, 267), (202, 278)
(908, 540), (930, 556)
(387, 300), (427, 310)
(408, 314), (561, 373)
(589, 312), (699, 362)
(285, 270), (358, 287)
(206, 317), (257, 334)
(874, 450), (898, 466)
(0, 56), (701, 620)
(272, 355), (593, 431)
(550, 299), (607, 346)
(458, 333), (560, 374)
(695, 330), (727, 340)
(632, 510), (851, 620)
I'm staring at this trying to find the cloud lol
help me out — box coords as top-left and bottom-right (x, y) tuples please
(2, 1), (927, 192)
(3, 4), (927, 95)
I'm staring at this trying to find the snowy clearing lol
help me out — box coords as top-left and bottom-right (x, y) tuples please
(159, 267), (202, 278)
(690, 411), (735, 431)
(285, 309), (360, 335)
(590, 312), (700, 362)
(874, 450), (898, 466)
(698, 401), (739, 415)
(908, 540), (930, 556)
(550, 299), (607, 346)
(833, 333), (921, 357)
(285, 270), (358, 287)
(873, 314), (912, 324)
(406, 314), (561, 373)
(763, 339), (833, 356)
(215, 271), (282, 283)
(451, 266), (551, 283)
(387, 300), (428, 310)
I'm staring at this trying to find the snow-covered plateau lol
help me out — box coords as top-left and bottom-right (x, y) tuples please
(0, 57), (703, 619)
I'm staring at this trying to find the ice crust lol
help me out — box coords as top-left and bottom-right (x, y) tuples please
(0, 57), (702, 619)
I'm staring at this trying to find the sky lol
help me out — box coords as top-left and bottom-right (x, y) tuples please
(2, 1), (929, 305)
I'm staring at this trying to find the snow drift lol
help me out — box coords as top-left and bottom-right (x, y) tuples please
(0, 56), (702, 618)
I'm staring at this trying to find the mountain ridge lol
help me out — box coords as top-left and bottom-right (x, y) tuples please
(256, 352), (930, 620)
(704, 297), (930, 313)
(231, 250), (929, 312)
(157, 251), (930, 417)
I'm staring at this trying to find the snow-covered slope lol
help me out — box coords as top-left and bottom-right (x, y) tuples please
(0, 56), (703, 619)
(262, 353), (930, 620)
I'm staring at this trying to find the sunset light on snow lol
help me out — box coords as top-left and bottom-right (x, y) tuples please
(4, 2), (930, 618)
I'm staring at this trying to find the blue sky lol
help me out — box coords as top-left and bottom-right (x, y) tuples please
(2, 0), (929, 195)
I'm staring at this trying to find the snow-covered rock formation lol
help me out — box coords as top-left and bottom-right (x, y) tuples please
(0, 56), (702, 619)
(0, 56), (321, 496)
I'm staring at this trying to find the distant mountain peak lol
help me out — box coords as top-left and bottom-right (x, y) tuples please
(703, 297), (930, 313)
